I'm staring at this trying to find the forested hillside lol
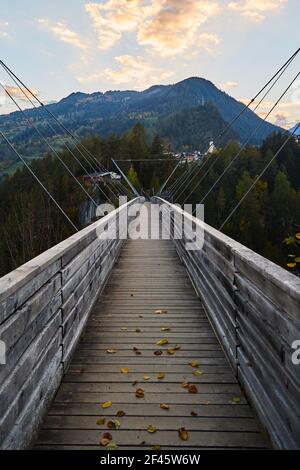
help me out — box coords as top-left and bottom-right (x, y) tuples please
(0, 77), (282, 177)
(0, 124), (299, 277)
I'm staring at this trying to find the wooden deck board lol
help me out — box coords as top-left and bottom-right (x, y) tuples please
(35, 239), (268, 449)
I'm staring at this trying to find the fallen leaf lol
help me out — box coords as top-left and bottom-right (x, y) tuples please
(155, 309), (168, 314)
(133, 347), (138, 351)
(100, 432), (112, 446)
(143, 375), (151, 381)
(156, 339), (169, 346)
(96, 418), (106, 426)
(132, 381), (138, 386)
(191, 411), (198, 417)
(167, 348), (176, 355)
(135, 351), (142, 355)
(108, 419), (121, 429)
(157, 373), (165, 380)
(136, 328), (141, 333)
(120, 367), (129, 374)
(116, 411), (126, 417)
(121, 327), (128, 331)
(173, 344), (181, 351)
(101, 401), (112, 409)
(136, 388), (145, 398)
(106, 442), (118, 450)
(106, 349), (117, 354)
(193, 370), (203, 377)
(161, 327), (170, 332)
(178, 427), (189, 441)
(80, 368), (85, 374)
(188, 384), (198, 394)
(152, 445), (161, 450)
(296, 233), (300, 240)
(139, 315), (143, 318)
(154, 350), (163, 356)
(147, 425), (157, 433)
(160, 403), (170, 410)
(232, 397), (241, 403)
(189, 360), (199, 368)
(181, 382), (190, 389)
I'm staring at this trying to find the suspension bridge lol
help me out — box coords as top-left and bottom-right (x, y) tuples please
(0, 51), (300, 450)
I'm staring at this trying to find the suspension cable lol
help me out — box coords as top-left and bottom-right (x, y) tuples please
(219, 123), (300, 231)
(0, 130), (79, 232)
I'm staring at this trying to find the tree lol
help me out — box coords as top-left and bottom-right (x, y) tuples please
(127, 165), (140, 190)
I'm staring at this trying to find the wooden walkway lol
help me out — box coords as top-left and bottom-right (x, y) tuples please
(35, 239), (267, 450)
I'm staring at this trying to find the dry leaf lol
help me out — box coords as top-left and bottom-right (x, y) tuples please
(106, 442), (118, 450)
(156, 339), (169, 346)
(147, 425), (157, 433)
(120, 367), (129, 374)
(121, 327), (127, 331)
(116, 410), (126, 417)
(101, 401), (112, 409)
(143, 375), (151, 381)
(188, 384), (198, 394)
(136, 388), (145, 398)
(173, 344), (181, 351)
(167, 348), (176, 355)
(193, 370), (203, 377)
(154, 350), (163, 356)
(152, 445), (161, 450)
(178, 427), (189, 441)
(160, 403), (170, 410)
(108, 419), (121, 429)
(100, 432), (112, 446)
(106, 349), (117, 354)
(181, 382), (190, 389)
(157, 373), (165, 380)
(96, 418), (106, 426)
(189, 361), (199, 368)
(155, 309), (168, 314)
(136, 351), (142, 355)
(191, 411), (198, 417)
(161, 327), (170, 332)
(136, 328), (141, 333)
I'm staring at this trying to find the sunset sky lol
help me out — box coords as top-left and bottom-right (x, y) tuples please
(0, 0), (299, 128)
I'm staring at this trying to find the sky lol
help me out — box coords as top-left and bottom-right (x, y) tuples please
(0, 0), (299, 128)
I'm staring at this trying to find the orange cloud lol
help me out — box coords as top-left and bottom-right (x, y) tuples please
(37, 19), (87, 50)
(228, 0), (288, 21)
(85, 0), (221, 55)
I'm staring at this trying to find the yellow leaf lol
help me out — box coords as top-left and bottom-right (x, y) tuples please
(147, 425), (157, 433)
(287, 263), (296, 268)
(157, 373), (165, 380)
(106, 349), (117, 354)
(107, 419), (121, 429)
(160, 403), (170, 410)
(167, 348), (176, 355)
(120, 367), (129, 374)
(143, 375), (151, 381)
(152, 445), (161, 450)
(156, 339), (169, 346)
(295, 257), (300, 263)
(178, 427), (189, 441)
(193, 369), (203, 377)
(161, 327), (170, 332)
(121, 327), (127, 331)
(189, 360), (199, 368)
(101, 401), (112, 409)
(296, 233), (300, 240)
(96, 418), (106, 426)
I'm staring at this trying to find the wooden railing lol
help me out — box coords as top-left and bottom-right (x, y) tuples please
(0, 198), (138, 449)
(155, 197), (300, 449)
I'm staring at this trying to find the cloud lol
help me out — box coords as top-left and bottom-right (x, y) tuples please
(220, 81), (239, 90)
(85, 1), (221, 56)
(0, 20), (9, 37)
(228, 0), (288, 21)
(274, 112), (288, 128)
(138, 0), (220, 56)
(4, 85), (39, 101)
(36, 18), (87, 50)
(77, 54), (174, 89)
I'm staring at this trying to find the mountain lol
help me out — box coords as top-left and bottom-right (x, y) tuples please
(0, 77), (282, 173)
(289, 123), (300, 136)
